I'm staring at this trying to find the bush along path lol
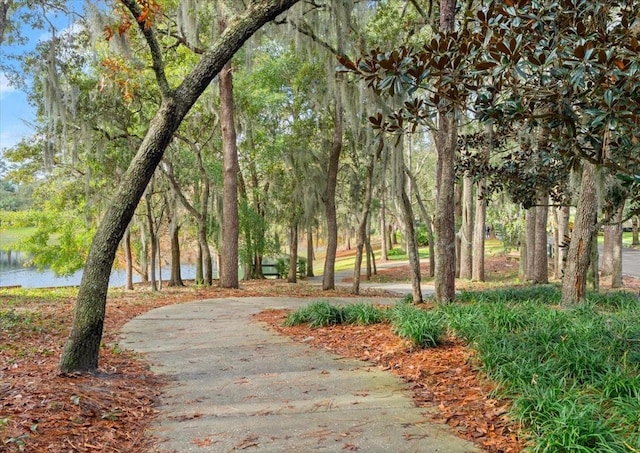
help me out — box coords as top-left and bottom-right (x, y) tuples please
(260, 286), (640, 452)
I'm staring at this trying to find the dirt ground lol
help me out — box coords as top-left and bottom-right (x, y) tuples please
(1, 256), (638, 452)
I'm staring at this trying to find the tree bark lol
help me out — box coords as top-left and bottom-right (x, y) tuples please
(632, 216), (639, 245)
(524, 207), (536, 281)
(555, 206), (570, 280)
(288, 220), (298, 283)
(433, 0), (457, 302)
(219, 59), (240, 288)
(611, 204), (624, 288)
(352, 149), (377, 295)
(533, 195), (549, 284)
(407, 168), (435, 277)
(59, 0), (302, 373)
(459, 174), (473, 279)
(561, 162), (598, 305)
(306, 223), (314, 277)
(124, 228), (134, 290)
(472, 124), (491, 282)
(167, 205), (184, 287)
(145, 190), (158, 292)
(380, 187), (388, 261)
(322, 95), (343, 291)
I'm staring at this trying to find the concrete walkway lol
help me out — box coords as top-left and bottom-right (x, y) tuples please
(120, 296), (478, 452)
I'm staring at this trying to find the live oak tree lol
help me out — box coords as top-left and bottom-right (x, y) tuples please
(59, 0), (301, 373)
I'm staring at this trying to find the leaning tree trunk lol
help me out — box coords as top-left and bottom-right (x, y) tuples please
(59, 0), (301, 373)
(407, 169), (435, 278)
(561, 162), (598, 305)
(323, 95), (343, 291)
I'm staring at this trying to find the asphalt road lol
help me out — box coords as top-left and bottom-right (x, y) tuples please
(623, 247), (640, 278)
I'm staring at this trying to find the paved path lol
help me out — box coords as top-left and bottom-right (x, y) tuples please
(622, 247), (640, 279)
(120, 296), (478, 452)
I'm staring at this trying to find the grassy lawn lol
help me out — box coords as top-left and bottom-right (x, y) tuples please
(0, 227), (35, 251)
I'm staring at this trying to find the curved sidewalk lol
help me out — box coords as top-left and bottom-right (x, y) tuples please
(120, 296), (478, 452)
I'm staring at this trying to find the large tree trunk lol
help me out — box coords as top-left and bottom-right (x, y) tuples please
(459, 175), (473, 279)
(533, 195), (549, 284)
(59, 0), (301, 373)
(561, 162), (598, 305)
(219, 59), (240, 289)
(433, 0), (457, 302)
(323, 95), (343, 291)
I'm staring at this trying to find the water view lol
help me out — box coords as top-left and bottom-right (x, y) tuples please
(0, 250), (203, 288)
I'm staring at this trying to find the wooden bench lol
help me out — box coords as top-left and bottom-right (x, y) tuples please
(261, 263), (281, 278)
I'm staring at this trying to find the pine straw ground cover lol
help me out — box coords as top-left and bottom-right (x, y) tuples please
(0, 281), (382, 452)
(2, 256), (639, 452)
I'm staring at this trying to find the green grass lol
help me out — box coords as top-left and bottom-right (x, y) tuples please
(0, 226), (36, 250)
(285, 288), (640, 451)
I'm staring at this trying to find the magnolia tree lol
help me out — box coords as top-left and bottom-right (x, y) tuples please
(340, 0), (640, 303)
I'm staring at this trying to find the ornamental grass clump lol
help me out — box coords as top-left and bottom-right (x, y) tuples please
(389, 303), (444, 348)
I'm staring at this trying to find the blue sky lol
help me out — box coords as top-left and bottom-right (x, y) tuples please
(0, 3), (80, 156)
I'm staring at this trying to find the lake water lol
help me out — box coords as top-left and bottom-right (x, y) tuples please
(0, 250), (204, 288)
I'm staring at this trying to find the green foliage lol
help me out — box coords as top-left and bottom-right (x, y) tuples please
(443, 289), (640, 451)
(389, 303), (444, 348)
(283, 301), (344, 328)
(342, 303), (385, 325)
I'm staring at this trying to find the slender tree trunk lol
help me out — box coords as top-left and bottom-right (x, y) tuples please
(323, 96), (343, 291)
(219, 59), (239, 289)
(555, 206), (570, 280)
(168, 209), (184, 287)
(459, 175), (473, 279)
(124, 228), (134, 290)
(288, 220), (298, 283)
(306, 223), (314, 277)
(561, 162), (598, 305)
(524, 207), (537, 281)
(394, 142), (422, 302)
(380, 189), (388, 261)
(632, 216), (639, 245)
(407, 169), (435, 277)
(611, 204), (624, 288)
(138, 220), (149, 283)
(534, 195), (549, 284)
(59, 0), (302, 373)
(472, 124), (491, 282)
(601, 219), (615, 276)
(145, 191), (158, 292)
(352, 151), (376, 294)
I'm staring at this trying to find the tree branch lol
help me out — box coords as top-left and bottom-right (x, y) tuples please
(120, 0), (172, 98)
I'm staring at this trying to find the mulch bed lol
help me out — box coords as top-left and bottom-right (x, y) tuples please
(2, 259), (638, 452)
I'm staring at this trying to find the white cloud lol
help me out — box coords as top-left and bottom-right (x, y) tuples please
(0, 72), (17, 98)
